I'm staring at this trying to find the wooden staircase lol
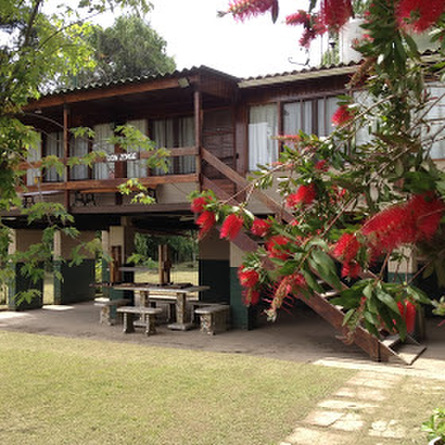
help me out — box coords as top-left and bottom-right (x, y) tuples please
(200, 149), (426, 365)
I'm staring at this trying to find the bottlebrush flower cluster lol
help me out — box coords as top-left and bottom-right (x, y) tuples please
(396, 0), (445, 33)
(333, 193), (445, 278)
(286, 10), (327, 47)
(238, 266), (261, 305)
(226, 0), (278, 21)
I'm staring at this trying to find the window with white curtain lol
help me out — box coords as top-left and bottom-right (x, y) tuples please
(283, 96), (338, 138)
(93, 123), (115, 180)
(151, 116), (195, 175)
(70, 134), (89, 180)
(126, 119), (148, 178)
(26, 133), (42, 186)
(426, 84), (445, 159)
(248, 104), (278, 171)
(45, 132), (63, 182)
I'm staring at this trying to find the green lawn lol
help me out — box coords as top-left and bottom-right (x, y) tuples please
(0, 331), (353, 445)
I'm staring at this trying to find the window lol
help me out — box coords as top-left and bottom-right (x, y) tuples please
(126, 119), (148, 179)
(27, 132), (42, 186)
(93, 123), (115, 180)
(426, 84), (445, 159)
(150, 116), (195, 175)
(70, 134), (89, 181)
(44, 132), (63, 182)
(248, 104), (278, 171)
(283, 96), (338, 138)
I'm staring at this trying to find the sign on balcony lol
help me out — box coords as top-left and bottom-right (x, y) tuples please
(106, 152), (139, 162)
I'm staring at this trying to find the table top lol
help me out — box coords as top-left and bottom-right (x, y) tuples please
(111, 283), (209, 295)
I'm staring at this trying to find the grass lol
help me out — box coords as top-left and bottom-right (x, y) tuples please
(0, 331), (353, 445)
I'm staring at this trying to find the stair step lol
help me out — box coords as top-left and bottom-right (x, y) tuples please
(381, 334), (401, 349)
(387, 343), (427, 365)
(320, 290), (339, 299)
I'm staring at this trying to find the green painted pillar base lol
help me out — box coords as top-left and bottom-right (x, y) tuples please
(8, 262), (43, 311)
(230, 267), (257, 330)
(199, 259), (230, 303)
(53, 260), (95, 305)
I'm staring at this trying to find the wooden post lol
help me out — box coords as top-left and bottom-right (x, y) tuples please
(194, 89), (202, 189)
(158, 244), (171, 285)
(63, 104), (70, 209)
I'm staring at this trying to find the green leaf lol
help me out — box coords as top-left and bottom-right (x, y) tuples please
(375, 289), (400, 315)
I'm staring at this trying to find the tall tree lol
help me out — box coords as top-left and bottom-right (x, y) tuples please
(70, 14), (176, 88)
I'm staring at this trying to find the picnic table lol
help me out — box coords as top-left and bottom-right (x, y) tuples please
(111, 282), (210, 331)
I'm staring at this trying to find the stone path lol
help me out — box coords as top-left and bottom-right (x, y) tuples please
(279, 370), (444, 445)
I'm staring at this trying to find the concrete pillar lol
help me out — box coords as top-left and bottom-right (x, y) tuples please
(8, 229), (44, 310)
(108, 223), (135, 304)
(101, 230), (110, 298)
(229, 242), (258, 330)
(198, 228), (230, 303)
(53, 230), (96, 305)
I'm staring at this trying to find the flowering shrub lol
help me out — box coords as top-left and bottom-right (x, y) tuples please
(194, 0), (445, 338)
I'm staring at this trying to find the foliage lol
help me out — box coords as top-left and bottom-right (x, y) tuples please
(65, 14), (176, 88)
(0, 0), (167, 304)
(194, 0), (445, 338)
(133, 232), (198, 265)
(422, 408), (445, 442)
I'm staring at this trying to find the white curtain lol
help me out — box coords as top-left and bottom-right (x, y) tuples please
(93, 123), (115, 180)
(70, 135), (89, 180)
(248, 104), (278, 171)
(177, 116), (195, 174)
(26, 132), (42, 186)
(126, 119), (148, 178)
(283, 101), (313, 136)
(426, 85), (445, 159)
(353, 91), (375, 147)
(317, 96), (338, 137)
(151, 117), (195, 175)
(45, 132), (63, 182)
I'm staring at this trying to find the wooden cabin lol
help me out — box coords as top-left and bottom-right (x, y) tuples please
(6, 63), (445, 344)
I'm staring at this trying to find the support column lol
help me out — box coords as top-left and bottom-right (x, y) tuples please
(53, 231), (96, 305)
(108, 222), (135, 305)
(8, 229), (44, 311)
(198, 229), (230, 303)
(230, 242), (257, 330)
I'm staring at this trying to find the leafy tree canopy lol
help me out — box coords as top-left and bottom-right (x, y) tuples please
(67, 14), (176, 88)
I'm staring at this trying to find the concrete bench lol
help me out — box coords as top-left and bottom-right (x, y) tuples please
(194, 304), (230, 335)
(94, 297), (130, 325)
(117, 306), (163, 336)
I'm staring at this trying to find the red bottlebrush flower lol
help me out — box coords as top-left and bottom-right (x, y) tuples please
(265, 235), (290, 260)
(238, 266), (260, 288)
(406, 193), (445, 241)
(251, 218), (271, 237)
(286, 10), (309, 25)
(220, 213), (244, 240)
(196, 210), (216, 240)
(320, 0), (353, 31)
(191, 196), (208, 213)
(341, 261), (362, 279)
(286, 184), (316, 208)
(332, 104), (354, 126)
(396, 0), (445, 33)
(243, 288), (261, 305)
(227, 0), (278, 22)
(333, 233), (360, 263)
(315, 160), (328, 171)
(397, 301), (417, 334)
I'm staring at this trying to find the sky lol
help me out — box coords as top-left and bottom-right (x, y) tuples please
(130, 0), (324, 78)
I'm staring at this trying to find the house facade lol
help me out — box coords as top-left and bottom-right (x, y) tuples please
(6, 63), (445, 331)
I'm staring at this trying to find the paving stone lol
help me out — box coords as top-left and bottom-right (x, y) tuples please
(346, 376), (396, 389)
(318, 398), (377, 411)
(335, 386), (386, 402)
(304, 410), (344, 427)
(331, 412), (365, 432)
(284, 426), (346, 445)
(368, 419), (406, 439)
